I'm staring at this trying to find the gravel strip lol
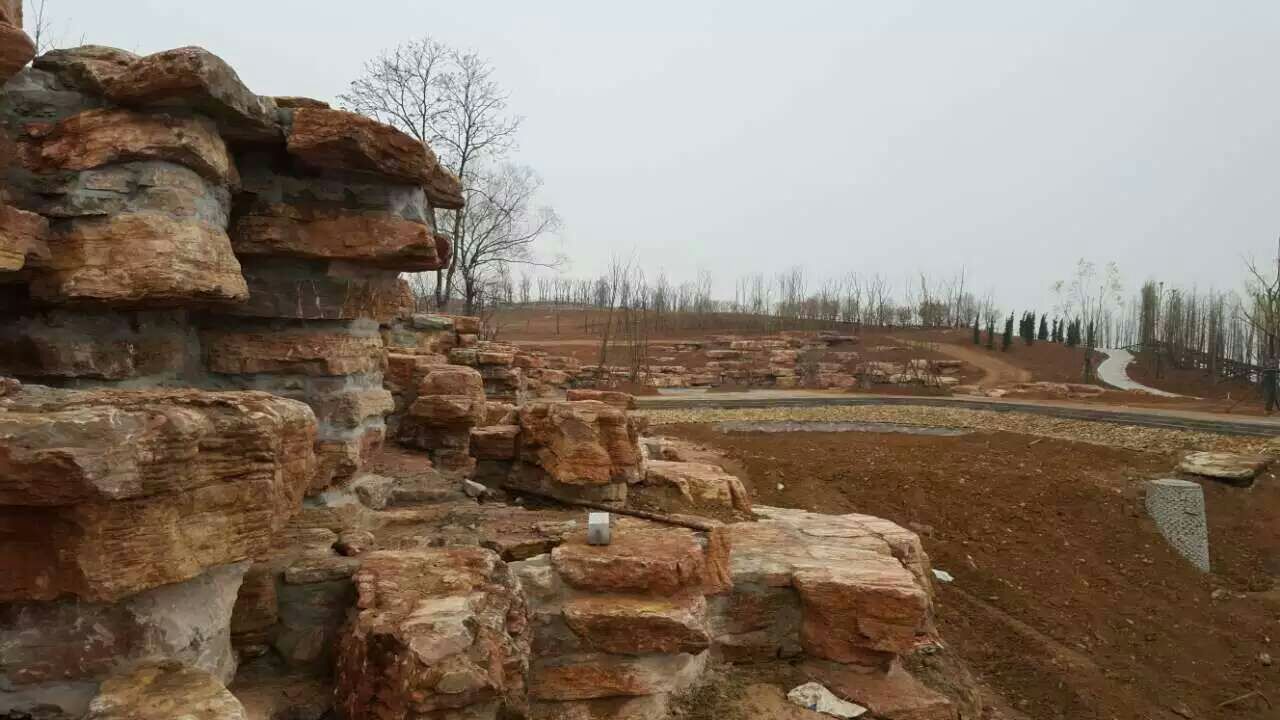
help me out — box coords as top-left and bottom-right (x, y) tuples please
(640, 405), (1268, 455)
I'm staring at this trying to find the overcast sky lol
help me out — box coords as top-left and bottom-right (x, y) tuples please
(46, 0), (1280, 311)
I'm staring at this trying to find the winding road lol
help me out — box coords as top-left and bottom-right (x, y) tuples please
(1096, 349), (1183, 397)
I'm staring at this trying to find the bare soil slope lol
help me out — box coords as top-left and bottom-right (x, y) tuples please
(664, 424), (1280, 720)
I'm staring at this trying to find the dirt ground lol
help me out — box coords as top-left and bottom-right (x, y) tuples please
(662, 424), (1280, 720)
(1129, 350), (1262, 402)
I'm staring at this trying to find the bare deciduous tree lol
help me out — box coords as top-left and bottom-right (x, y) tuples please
(454, 163), (560, 315)
(341, 38), (530, 309)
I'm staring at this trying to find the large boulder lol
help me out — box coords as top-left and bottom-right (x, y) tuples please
(99, 46), (279, 143)
(398, 364), (487, 471)
(30, 212), (247, 306)
(0, 384), (315, 602)
(641, 460), (753, 515)
(550, 524), (711, 596)
(510, 400), (642, 504)
(230, 203), (447, 270)
(1180, 451), (1272, 483)
(286, 107), (446, 190)
(709, 507), (932, 666)
(17, 108), (235, 185)
(334, 549), (530, 720)
(32, 45), (139, 94)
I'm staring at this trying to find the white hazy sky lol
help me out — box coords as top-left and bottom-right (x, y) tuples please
(43, 0), (1280, 311)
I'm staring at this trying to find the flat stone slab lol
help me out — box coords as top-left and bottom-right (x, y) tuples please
(1180, 451), (1272, 482)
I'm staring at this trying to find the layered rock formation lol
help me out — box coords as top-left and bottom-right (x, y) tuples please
(0, 381), (314, 717)
(0, 25), (974, 720)
(513, 522), (723, 718)
(0, 38), (466, 493)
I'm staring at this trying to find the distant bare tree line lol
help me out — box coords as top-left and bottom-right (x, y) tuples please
(484, 265), (1000, 336)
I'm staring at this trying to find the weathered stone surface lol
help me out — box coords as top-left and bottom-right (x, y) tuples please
(0, 308), (191, 380)
(17, 108), (235, 185)
(30, 212), (248, 306)
(19, 161), (231, 225)
(33, 45), (139, 94)
(563, 593), (711, 655)
(273, 575), (356, 670)
(1180, 451), (1272, 482)
(86, 663), (248, 720)
(794, 562), (930, 659)
(230, 203), (446, 270)
(551, 525), (708, 596)
(471, 424), (520, 461)
(230, 258), (412, 322)
(530, 652), (705, 702)
(203, 326), (384, 376)
(709, 507), (933, 667)
(305, 388), (394, 431)
(0, 18), (35, 83)
(334, 549), (530, 720)
(0, 385), (315, 602)
(407, 365), (486, 425)
(399, 365), (487, 473)
(0, 202), (48, 272)
(642, 460), (752, 514)
(0, 562), (247, 719)
(286, 107), (441, 186)
(236, 152), (434, 224)
(102, 46), (279, 143)
(517, 400), (642, 489)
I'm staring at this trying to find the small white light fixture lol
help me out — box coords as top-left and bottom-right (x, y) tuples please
(587, 512), (612, 546)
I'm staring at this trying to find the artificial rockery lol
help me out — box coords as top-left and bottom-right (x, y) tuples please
(0, 13), (975, 720)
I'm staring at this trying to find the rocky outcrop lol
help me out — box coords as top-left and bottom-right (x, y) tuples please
(513, 522), (722, 717)
(507, 400), (643, 505)
(334, 548), (530, 720)
(708, 507), (946, 714)
(0, 383), (315, 603)
(639, 460), (753, 516)
(398, 364), (487, 472)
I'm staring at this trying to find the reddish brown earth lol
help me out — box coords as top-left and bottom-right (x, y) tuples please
(663, 424), (1280, 720)
(1129, 350), (1262, 403)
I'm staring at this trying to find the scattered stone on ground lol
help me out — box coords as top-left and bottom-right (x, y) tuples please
(1179, 450), (1272, 482)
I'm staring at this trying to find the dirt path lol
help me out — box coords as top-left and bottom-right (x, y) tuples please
(923, 341), (1032, 385)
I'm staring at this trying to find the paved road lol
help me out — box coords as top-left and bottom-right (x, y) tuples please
(638, 389), (1280, 437)
(1096, 349), (1182, 397)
